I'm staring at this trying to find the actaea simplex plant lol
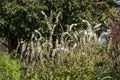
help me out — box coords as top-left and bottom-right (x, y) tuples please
(19, 11), (111, 66)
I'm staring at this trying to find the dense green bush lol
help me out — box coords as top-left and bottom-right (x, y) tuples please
(0, 54), (21, 80)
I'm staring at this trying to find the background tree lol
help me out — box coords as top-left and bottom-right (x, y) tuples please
(0, 0), (47, 52)
(0, 0), (119, 53)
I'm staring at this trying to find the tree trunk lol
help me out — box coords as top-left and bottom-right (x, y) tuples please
(8, 34), (18, 53)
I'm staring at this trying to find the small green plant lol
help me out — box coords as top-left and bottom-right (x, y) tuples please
(0, 54), (21, 80)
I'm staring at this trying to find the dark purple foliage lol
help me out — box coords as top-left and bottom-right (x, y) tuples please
(110, 21), (120, 45)
(109, 21), (120, 72)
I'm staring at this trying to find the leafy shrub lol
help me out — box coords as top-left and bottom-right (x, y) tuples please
(0, 54), (21, 80)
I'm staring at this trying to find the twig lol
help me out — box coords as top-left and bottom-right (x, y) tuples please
(55, 12), (61, 23)
(69, 23), (77, 31)
(82, 19), (91, 31)
(41, 11), (52, 30)
(52, 47), (69, 57)
(61, 32), (70, 46)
